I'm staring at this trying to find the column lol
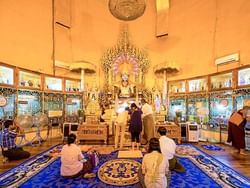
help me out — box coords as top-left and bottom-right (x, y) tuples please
(80, 69), (85, 91)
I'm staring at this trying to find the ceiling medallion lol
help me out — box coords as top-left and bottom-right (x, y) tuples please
(108, 0), (146, 21)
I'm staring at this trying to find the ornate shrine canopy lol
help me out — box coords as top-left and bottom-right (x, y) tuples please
(101, 26), (149, 84)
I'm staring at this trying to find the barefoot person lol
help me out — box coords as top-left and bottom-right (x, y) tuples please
(140, 138), (169, 188)
(158, 127), (185, 172)
(129, 103), (142, 150)
(141, 99), (155, 145)
(60, 133), (95, 178)
(0, 119), (30, 161)
(227, 106), (250, 155)
(114, 107), (129, 149)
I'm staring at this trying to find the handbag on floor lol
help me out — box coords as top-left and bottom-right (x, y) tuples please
(89, 150), (100, 167)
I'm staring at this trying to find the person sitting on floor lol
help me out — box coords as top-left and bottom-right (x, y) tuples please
(60, 133), (95, 178)
(158, 126), (185, 173)
(140, 137), (169, 188)
(0, 119), (30, 161)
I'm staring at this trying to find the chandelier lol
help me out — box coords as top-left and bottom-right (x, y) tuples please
(108, 0), (146, 21)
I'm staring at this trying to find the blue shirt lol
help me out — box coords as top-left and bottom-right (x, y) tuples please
(0, 128), (17, 150)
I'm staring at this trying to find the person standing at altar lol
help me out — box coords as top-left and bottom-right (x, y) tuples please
(129, 103), (142, 150)
(114, 107), (129, 149)
(227, 106), (250, 155)
(141, 99), (155, 144)
(0, 120), (30, 161)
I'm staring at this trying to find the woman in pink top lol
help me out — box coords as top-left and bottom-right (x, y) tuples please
(60, 134), (94, 178)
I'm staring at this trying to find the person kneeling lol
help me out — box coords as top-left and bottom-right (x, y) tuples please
(158, 126), (185, 173)
(60, 133), (95, 178)
(1, 120), (30, 161)
(140, 138), (169, 188)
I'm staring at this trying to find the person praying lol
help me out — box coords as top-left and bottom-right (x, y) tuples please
(141, 99), (155, 145)
(129, 103), (142, 150)
(114, 107), (129, 149)
(0, 119), (30, 161)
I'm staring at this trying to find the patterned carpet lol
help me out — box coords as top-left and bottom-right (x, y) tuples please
(0, 144), (249, 188)
(98, 159), (141, 186)
(201, 144), (224, 151)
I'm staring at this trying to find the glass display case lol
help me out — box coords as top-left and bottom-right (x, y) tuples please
(44, 93), (64, 126)
(65, 94), (82, 122)
(44, 76), (63, 91)
(168, 97), (186, 121)
(65, 79), (81, 92)
(209, 91), (233, 130)
(210, 72), (232, 90)
(17, 90), (42, 115)
(235, 89), (250, 110)
(65, 94), (82, 115)
(187, 95), (209, 124)
(0, 88), (16, 119)
(188, 78), (207, 92)
(19, 70), (41, 89)
(238, 67), (250, 87)
(0, 65), (14, 86)
(169, 80), (186, 94)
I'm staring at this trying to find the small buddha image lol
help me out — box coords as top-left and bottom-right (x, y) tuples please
(117, 73), (135, 98)
(119, 79), (131, 97)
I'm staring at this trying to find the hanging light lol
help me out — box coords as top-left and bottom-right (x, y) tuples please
(108, 0), (146, 21)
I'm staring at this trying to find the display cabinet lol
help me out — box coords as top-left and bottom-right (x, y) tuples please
(44, 93), (64, 126)
(18, 70), (41, 89)
(0, 65), (14, 86)
(235, 89), (250, 110)
(0, 88), (16, 119)
(188, 77), (207, 92)
(65, 79), (81, 92)
(210, 72), (233, 90)
(168, 96), (186, 121)
(209, 91), (233, 130)
(44, 76), (63, 91)
(237, 67), (250, 87)
(169, 80), (186, 94)
(187, 94), (209, 124)
(17, 90), (42, 115)
(65, 94), (82, 122)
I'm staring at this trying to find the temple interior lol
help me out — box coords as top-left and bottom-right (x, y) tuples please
(0, 0), (250, 187)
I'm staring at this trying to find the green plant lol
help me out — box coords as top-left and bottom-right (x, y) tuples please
(175, 111), (182, 118)
(77, 109), (85, 117)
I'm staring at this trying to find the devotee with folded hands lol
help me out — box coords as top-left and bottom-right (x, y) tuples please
(141, 137), (169, 188)
(0, 119), (30, 161)
(129, 103), (142, 150)
(158, 126), (185, 172)
(60, 133), (95, 178)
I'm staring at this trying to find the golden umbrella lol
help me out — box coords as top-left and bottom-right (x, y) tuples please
(153, 62), (180, 106)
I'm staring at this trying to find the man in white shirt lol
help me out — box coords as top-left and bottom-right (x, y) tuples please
(141, 99), (155, 144)
(114, 107), (129, 149)
(158, 126), (185, 173)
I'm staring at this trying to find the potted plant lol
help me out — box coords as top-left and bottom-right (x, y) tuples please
(175, 111), (182, 124)
(77, 109), (85, 123)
